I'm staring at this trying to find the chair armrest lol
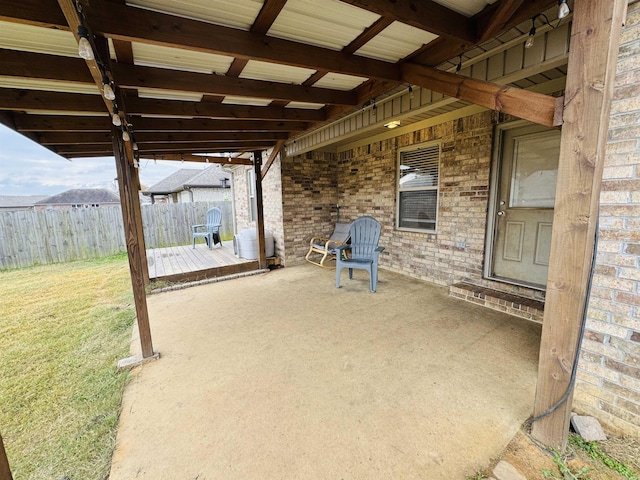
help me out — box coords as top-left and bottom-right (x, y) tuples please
(309, 236), (330, 246)
(336, 244), (351, 252)
(192, 224), (206, 233)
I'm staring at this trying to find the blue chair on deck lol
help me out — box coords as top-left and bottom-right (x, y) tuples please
(192, 207), (222, 249)
(336, 216), (384, 293)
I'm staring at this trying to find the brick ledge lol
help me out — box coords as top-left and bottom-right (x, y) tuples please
(449, 282), (544, 323)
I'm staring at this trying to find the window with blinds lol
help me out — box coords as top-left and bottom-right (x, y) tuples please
(397, 142), (440, 232)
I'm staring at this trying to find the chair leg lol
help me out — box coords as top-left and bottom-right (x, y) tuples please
(336, 265), (342, 288)
(348, 268), (353, 279)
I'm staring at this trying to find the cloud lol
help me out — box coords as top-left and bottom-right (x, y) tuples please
(0, 125), (196, 195)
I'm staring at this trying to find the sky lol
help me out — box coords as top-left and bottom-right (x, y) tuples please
(0, 124), (202, 196)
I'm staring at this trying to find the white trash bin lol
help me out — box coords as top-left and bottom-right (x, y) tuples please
(233, 228), (274, 259)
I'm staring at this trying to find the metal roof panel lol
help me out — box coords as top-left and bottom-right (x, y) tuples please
(239, 60), (316, 85)
(132, 43), (234, 74)
(137, 88), (204, 102)
(431, 0), (498, 17)
(312, 73), (368, 91)
(0, 77), (99, 95)
(356, 22), (438, 62)
(0, 21), (79, 57)
(268, 0), (379, 51)
(126, 0), (264, 30)
(221, 96), (273, 107)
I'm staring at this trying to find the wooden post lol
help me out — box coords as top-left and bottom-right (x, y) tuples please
(112, 126), (155, 359)
(531, 0), (627, 450)
(132, 165), (150, 285)
(253, 150), (267, 270)
(0, 433), (13, 480)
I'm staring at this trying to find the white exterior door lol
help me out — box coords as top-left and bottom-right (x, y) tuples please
(491, 125), (561, 288)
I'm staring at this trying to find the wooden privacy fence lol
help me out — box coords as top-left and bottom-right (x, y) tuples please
(0, 201), (234, 270)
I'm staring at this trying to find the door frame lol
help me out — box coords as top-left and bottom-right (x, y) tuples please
(483, 120), (549, 291)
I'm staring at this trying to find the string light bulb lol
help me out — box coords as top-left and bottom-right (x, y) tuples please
(132, 142), (139, 151)
(77, 25), (94, 60)
(408, 86), (414, 100)
(122, 126), (130, 142)
(525, 23), (537, 49)
(558, 0), (570, 19)
(111, 106), (121, 127)
(102, 75), (116, 101)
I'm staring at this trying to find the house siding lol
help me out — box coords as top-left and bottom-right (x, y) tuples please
(574, 0), (640, 438)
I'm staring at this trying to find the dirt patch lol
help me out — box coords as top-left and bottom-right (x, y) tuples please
(473, 429), (640, 479)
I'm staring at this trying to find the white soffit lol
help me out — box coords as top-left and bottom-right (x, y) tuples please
(356, 22), (438, 62)
(0, 77), (99, 95)
(268, 0), (380, 51)
(239, 60), (316, 85)
(313, 72), (368, 91)
(131, 43), (234, 74)
(221, 96), (273, 107)
(137, 88), (204, 102)
(0, 21), (79, 58)
(285, 101), (324, 110)
(431, 0), (497, 17)
(126, 0), (264, 30)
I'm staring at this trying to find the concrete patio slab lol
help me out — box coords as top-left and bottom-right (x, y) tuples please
(109, 265), (542, 479)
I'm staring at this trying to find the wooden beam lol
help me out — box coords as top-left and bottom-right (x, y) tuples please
(342, 16), (394, 55)
(82, 0), (400, 81)
(55, 0), (114, 115)
(253, 151), (268, 270)
(0, 88), (104, 113)
(112, 124), (154, 358)
(13, 114), (110, 132)
(0, 0), (67, 29)
(0, 433), (13, 480)
(38, 131), (289, 145)
(531, 0), (627, 450)
(338, 0), (475, 43)
(143, 153), (253, 165)
(401, 63), (563, 127)
(13, 114), (306, 132)
(151, 261), (261, 284)
(476, 0), (526, 43)
(261, 140), (285, 180)
(0, 49), (92, 83)
(125, 97), (325, 121)
(54, 140), (274, 155)
(251, 0), (288, 34)
(111, 63), (358, 106)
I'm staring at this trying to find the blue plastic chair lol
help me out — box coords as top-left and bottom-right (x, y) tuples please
(192, 207), (222, 249)
(335, 216), (384, 292)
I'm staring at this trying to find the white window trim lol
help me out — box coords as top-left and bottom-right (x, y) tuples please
(396, 141), (441, 234)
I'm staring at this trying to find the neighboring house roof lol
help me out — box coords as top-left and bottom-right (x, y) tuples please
(35, 189), (120, 205)
(0, 195), (50, 208)
(143, 166), (230, 196)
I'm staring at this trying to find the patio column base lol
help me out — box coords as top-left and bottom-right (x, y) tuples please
(117, 352), (160, 370)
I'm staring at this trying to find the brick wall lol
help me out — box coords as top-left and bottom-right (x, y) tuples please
(574, 0), (640, 438)
(283, 112), (529, 289)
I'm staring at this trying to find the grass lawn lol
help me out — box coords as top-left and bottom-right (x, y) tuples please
(0, 254), (135, 480)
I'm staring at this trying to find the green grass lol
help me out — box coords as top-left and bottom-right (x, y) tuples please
(570, 434), (639, 480)
(0, 254), (135, 480)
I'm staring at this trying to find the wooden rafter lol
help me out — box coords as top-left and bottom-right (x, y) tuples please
(54, 141), (274, 155)
(81, 0), (400, 81)
(261, 140), (285, 180)
(111, 64), (358, 106)
(476, 0), (526, 42)
(12, 114), (307, 133)
(37, 131), (290, 145)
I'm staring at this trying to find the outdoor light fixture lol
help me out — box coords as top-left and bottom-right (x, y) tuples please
(77, 25), (94, 60)
(408, 86), (414, 99)
(525, 21), (537, 49)
(111, 106), (121, 127)
(384, 120), (401, 129)
(558, 0), (570, 19)
(102, 75), (116, 100)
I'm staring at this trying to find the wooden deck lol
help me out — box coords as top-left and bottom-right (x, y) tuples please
(147, 241), (259, 283)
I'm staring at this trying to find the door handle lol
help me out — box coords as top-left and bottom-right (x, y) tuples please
(497, 210), (506, 216)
